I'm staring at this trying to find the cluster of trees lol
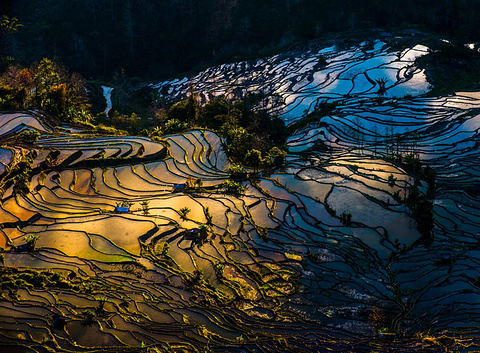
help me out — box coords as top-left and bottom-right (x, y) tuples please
(3, 0), (480, 80)
(141, 90), (287, 172)
(0, 58), (92, 123)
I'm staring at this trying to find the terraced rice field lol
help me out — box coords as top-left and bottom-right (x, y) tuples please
(2, 40), (480, 352)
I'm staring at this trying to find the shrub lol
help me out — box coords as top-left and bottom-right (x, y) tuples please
(179, 207), (191, 220)
(221, 180), (246, 194)
(227, 164), (245, 179)
(19, 129), (40, 143)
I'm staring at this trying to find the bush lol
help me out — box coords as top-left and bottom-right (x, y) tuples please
(221, 180), (246, 194)
(227, 164), (245, 179)
(19, 129), (40, 143)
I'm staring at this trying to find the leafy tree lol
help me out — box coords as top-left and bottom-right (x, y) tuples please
(227, 163), (245, 179)
(179, 206), (191, 220)
(19, 130), (40, 143)
(222, 125), (252, 161)
(265, 146), (287, 168)
(164, 118), (187, 134)
(245, 149), (263, 173)
(140, 200), (150, 215)
(167, 87), (198, 124)
(204, 207), (213, 225)
(0, 15), (22, 68)
(117, 200), (133, 208)
(0, 58), (91, 123)
(24, 234), (39, 251)
(199, 224), (209, 243)
(221, 180), (246, 195)
(33, 58), (62, 107)
(185, 177), (197, 189)
(388, 174), (397, 187)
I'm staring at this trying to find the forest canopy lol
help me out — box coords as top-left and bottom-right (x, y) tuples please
(1, 0), (480, 80)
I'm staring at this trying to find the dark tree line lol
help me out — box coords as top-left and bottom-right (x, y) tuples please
(2, 0), (480, 80)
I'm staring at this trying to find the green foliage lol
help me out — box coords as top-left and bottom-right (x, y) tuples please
(140, 200), (150, 215)
(406, 185), (435, 239)
(19, 130), (40, 143)
(117, 200), (133, 208)
(244, 149), (263, 173)
(199, 95), (232, 129)
(0, 15), (22, 33)
(141, 126), (164, 141)
(227, 164), (245, 179)
(257, 226), (269, 241)
(179, 207), (191, 220)
(222, 124), (253, 160)
(0, 59), (92, 123)
(94, 124), (128, 136)
(184, 177), (196, 189)
(199, 224), (209, 240)
(9, 151), (35, 197)
(221, 180), (246, 195)
(8, 0), (480, 82)
(24, 234), (39, 250)
(388, 174), (397, 187)
(167, 89), (198, 124)
(0, 266), (105, 293)
(204, 207), (213, 225)
(265, 146), (287, 169)
(164, 118), (188, 134)
(416, 42), (480, 95)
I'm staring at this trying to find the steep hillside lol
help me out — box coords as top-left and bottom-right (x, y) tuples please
(1, 39), (480, 352)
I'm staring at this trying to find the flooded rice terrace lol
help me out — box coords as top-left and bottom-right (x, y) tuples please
(1, 40), (480, 352)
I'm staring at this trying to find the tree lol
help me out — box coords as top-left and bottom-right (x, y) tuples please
(266, 146), (287, 168)
(245, 149), (263, 173)
(227, 163), (245, 179)
(376, 77), (388, 96)
(0, 15), (22, 67)
(33, 58), (61, 107)
(186, 177), (197, 189)
(179, 207), (191, 221)
(221, 123), (252, 160)
(199, 224), (209, 243)
(140, 200), (150, 215)
(129, 112), (141, 133)
(204, 207), (213, 225)
(164, 118), (187, 134)
(221, 180), (246, 195)
(388, 174), (397, 187)
(167, 86), (198, 124)
(19, 130), (40, 143)
(24, 234), (39, 251)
